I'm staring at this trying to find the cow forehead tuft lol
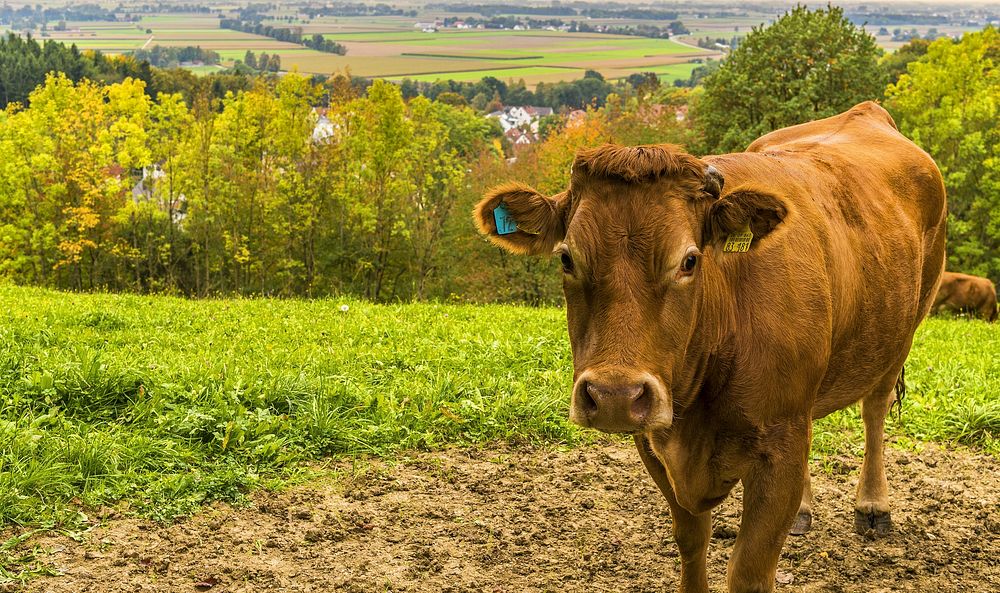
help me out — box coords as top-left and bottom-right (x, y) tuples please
(573, 143), (706, 185)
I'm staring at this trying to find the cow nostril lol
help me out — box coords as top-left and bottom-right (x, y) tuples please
(581, 382), (599, 414)
(630, 385), (651, 420)
(624, 383), (643, 401)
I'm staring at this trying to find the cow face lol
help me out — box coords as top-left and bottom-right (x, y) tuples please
(475, 144), (784, 434)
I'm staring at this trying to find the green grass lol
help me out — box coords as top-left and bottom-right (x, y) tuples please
(0, 285), (577, 528)
(0, 285), (996, 536)
(634, 62), (701, 82)
(390, 66), (580, 83)
(183, 65), (226, 75)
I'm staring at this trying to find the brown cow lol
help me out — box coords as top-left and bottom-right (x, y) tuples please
(932, 271), (997, 321)
(474, 102), (946, 593)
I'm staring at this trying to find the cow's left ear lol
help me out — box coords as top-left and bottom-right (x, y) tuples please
(703, 187), (788, 248)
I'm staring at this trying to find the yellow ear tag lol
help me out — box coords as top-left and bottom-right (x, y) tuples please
(723, 225), (754, 252)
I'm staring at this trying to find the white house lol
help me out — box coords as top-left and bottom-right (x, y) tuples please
(487, 105), (553, 135)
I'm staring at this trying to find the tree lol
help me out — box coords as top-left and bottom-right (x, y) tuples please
(668, 20), (689, 36)
(625, 72), (659, 95)
(0, 74), (152, 289)
(879, 38), (930, 85)
(405, 98), (489, 298)
(338, 80), (415, 300)
(886, 27), (1000, 282)
(136, 91), (192, 290)
(435, 91), (466, 107)
(695, 5), (884, 154)
(244, 50), (257, 70)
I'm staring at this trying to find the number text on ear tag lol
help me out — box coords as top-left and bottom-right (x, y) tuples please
(723, 225), (753, 252)
(494, 204), (518, 235)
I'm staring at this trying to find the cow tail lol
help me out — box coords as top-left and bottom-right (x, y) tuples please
(890, 366), (906, 422)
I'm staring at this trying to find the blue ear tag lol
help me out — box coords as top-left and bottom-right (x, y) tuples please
(493, 204), (518, 235)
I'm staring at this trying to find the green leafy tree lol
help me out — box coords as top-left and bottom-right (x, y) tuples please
(880, 38), (931, 85)
(338, 80), (415, 300)
(695, 4), (884, 153)
(406, 98), (493, 298)
(886, 27), (1000, 282)
(3, 74), (153, 289)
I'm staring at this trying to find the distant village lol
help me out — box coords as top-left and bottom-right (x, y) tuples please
(487, 105), (555, 150)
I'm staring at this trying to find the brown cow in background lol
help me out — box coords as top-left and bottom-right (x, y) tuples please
(932, 271), (997, 321)
(475, 102), (946, 593)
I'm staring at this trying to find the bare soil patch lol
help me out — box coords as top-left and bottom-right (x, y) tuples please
(19, 442), (999, 593)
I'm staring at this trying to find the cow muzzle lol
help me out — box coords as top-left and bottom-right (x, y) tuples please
(570, 370), (671, 433)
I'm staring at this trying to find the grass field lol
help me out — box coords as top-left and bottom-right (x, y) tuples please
(0, 285), (997, 535)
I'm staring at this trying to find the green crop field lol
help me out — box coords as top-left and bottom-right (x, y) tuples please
(391, 66), (581, 84)
(0, 285), (997, 537)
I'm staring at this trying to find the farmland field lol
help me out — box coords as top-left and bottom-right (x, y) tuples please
(0, 285), (997, 589)
(19, 14), (720, 85)
(6, 3), (993, 87)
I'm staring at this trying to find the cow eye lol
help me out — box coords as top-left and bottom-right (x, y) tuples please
(679, 253), (698, 274)
(560, 251), (574, 274)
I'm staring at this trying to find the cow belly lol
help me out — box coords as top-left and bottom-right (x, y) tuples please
(814, 255), (935, 418)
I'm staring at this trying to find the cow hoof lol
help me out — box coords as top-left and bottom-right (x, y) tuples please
(789, 511), (812, 535)
(854, 509), (892, 537)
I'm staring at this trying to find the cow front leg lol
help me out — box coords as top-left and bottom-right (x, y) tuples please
(855, 384), (895, 536)
(790, 423), (813, 535)
(634, 435), (711, 593)
(789, 469), (813, 535)
(727, 430), (807, 593)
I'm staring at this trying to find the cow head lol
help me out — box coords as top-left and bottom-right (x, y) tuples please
(475, 144), (787, 434)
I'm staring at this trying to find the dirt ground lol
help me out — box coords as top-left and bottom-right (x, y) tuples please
(17, 441), (1000, 593)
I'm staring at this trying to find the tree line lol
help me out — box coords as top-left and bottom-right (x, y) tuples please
(0, 75), (497, 299)
(134, 45), (221, 68)
(399, 71), (642, 112)
(0, 3), (123, 31)
(428, 4), (679, 20)
(219, 20), (347, 55)
(0, 32), (673, 114)
(241, 51), (282, 73)
(0, 33), (154, 108)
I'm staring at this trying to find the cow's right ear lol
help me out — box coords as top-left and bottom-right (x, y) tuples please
(474, 182), (568, 255)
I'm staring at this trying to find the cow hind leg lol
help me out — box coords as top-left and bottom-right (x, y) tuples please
(854, 383), (896, 536)
(980, 301), (997, 322)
